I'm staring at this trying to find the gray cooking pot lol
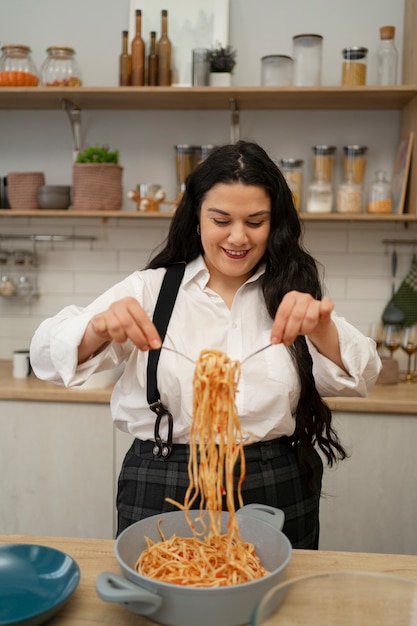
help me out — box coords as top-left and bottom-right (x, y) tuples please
(96, 503), (292, 626)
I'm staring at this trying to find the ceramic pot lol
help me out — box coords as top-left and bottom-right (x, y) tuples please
(209, 72), (232, 87)
(96, 504), (292, 626)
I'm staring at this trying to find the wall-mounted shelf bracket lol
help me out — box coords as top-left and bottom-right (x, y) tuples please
(62, 98), (82, 161)
(229, 98), (240, 143)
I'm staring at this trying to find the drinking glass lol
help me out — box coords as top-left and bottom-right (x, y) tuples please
(368, 322), (385, 351)
(383, 324), (403, 357)
(401, 325), (417, 383)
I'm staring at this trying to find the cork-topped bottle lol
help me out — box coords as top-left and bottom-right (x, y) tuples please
(119, 30), (131, 86)
(147, 31), (158, 86)
(377, 25), (398, 85)
(157, 9), (172, 86)
(131, 9), (145, 86)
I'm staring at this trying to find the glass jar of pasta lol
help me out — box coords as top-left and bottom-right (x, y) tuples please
(280, 158), (304, 211)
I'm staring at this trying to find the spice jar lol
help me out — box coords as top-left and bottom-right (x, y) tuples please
(0, 44), (39, 86)
(366, 170), (393, 213)
(341, 47), (368, 86)
(41, 46), (82, 86)
(280, 159), (304, 211)
(343, 145), (368, 185)
(336, 171), (363, 213)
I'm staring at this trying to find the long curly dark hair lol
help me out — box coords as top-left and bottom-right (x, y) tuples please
(148, 140), (347, 474)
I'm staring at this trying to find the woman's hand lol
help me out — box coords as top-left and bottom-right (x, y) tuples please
(270, 291), (345, 370)
(271, 291), (334, 346)
(78, 297), (161, 364)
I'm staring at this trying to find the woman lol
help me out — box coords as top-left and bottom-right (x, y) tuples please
(30, 140), (381, 549)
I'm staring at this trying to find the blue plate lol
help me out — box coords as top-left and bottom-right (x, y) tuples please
(0, 544), (80, 626)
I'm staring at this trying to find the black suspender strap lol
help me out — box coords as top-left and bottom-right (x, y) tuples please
(146, 262), (185, 459)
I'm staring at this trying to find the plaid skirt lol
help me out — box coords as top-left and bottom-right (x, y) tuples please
(116, 436), (323, 549)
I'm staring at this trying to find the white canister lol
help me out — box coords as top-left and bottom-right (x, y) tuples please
(13, 349), (32, 378)
(261, 55), (293, 86)
(292, 34), (323, 86)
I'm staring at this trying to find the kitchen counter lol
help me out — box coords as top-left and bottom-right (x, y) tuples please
(1, 359), (416, 413)
(2, 533), (417, 626)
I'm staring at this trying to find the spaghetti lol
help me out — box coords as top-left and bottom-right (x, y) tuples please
(135, 349), (267, 587)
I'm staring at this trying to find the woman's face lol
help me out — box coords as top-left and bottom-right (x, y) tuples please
(199, 182), (271, 284)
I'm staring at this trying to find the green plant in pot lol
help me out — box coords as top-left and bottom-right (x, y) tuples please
(72, 144), (123, 211)
(209, 43), (237, 86)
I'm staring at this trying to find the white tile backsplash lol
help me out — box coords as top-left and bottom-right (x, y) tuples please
(1, 217), (416, 359)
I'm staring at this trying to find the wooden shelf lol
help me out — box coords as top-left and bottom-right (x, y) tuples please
(0, 209), (175, 218)
(1, 85), (417, 111)
(0, 209), (415, 222)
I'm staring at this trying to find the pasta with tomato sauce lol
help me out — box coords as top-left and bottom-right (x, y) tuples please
(135, 349), (268, 587)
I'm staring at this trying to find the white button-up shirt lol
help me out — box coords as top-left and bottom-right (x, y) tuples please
(30, 256), (381, 443)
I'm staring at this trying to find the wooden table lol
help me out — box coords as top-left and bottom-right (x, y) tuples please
(2, 534), (417, 625)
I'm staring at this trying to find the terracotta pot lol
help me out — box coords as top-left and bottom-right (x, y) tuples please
(72, 163), (123, 211)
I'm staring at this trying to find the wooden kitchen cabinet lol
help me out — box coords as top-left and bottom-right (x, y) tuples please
(320, 410), (417, 556)
(0, 400), (115, 538)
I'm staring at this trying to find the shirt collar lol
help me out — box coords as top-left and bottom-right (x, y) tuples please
(183, 255), (265, 288)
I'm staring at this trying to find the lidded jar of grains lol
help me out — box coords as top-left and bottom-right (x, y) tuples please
(341, 47), (368, 86)
(343, 145), (368, 185)
(280, 158), (304, 211)
(40, 46), (82, 86)
(0, 44), (39, 86)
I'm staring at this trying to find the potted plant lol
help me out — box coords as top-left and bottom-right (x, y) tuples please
(72, 144), (123, 211)
(209, 43), (237, 87)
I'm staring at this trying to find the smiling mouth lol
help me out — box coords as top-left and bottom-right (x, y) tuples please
(223, 248), (249, 258)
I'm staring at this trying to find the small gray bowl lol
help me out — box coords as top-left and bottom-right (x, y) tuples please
(38, 185), (71, 210)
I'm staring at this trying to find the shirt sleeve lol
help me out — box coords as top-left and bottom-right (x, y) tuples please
(30, 272), (151, 387)
(305, 314), (382, 397)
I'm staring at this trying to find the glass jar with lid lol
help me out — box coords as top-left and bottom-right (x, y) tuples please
(343, 145), (368, 185)
(341, 47), (368, 86)
(292, 34), (323, 86)
(40, 46), (82, 86)
(336, 171), (363, 213)
(366, 170), (393, 213)
(312, 145), (337, 186)
(261, 55), (293, 86)
(280, 158), (304, 211)
(0, 44), (39, 86)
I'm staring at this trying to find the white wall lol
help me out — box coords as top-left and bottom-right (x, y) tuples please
(0, 0), (415, 365)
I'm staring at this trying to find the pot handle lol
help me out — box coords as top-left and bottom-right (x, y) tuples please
(96, 572), (162, 616)
(237, 504), (285, 531)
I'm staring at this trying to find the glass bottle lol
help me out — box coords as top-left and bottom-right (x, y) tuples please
(377, 26), (398, 86)
(157, 10), (172, 86)
(147, 31), (158, 86)
(41, 46), (82, 87)
(119, 30), (131, 86)
(366, 170), (393, 213)
(131, 9), (145, 86)
(336, 171), (362, 214)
